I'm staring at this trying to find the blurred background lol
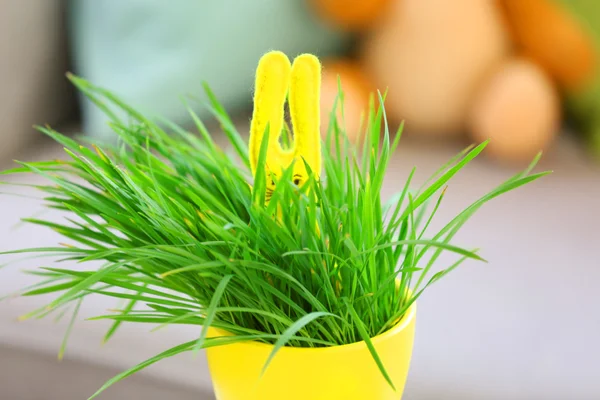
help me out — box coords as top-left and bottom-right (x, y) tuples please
(1, 0), (599, 399)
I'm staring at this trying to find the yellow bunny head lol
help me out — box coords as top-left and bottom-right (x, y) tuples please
(249, 51), (322, 201)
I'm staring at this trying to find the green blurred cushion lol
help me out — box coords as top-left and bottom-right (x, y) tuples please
(69, 0), (349, 138)
(553, 0), (600, 156)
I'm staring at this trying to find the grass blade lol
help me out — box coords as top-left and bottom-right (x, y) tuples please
(345, 299), (395, 391)
(260, 311), (335, 376)
(193, 275), (233, 353)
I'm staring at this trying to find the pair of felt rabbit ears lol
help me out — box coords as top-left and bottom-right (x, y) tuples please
(249, 51), (322, 179)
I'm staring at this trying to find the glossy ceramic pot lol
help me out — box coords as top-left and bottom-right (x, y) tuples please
(206, 302), (416, 400)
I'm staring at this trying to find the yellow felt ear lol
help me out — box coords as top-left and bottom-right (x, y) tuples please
(290, 54), (322, 178)
(249, 51), (292, 176)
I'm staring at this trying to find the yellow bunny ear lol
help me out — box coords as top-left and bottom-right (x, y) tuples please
(289, 54), (322, 178)
(249, 51), (292, 176)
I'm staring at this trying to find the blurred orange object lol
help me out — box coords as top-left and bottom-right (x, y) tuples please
(500, 0), (597, 91)
(362, 0), (508, 136)
(320, 60), (373, 143)
(309, 0), (392, 31)
(308, 0), (596, 164)
(469, 58), (560, 163)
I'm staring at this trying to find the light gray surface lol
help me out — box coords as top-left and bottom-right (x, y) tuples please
(1, 129), (599, 399)
(396, 141), (600, 400)
(0, 345), (213, 400)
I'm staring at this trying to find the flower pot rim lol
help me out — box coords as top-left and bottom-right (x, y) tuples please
(209, 301), (416, 354)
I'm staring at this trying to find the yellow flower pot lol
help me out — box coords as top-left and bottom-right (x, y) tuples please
(206, 302), (416, 400)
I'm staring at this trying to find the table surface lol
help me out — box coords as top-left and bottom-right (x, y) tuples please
(1, 127), (599, 400)
(0, 344), (211, 400)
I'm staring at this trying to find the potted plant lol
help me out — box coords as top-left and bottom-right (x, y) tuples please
(1, 51), (549, 400)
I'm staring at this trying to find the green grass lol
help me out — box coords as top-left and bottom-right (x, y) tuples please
(1, 75), (550, 398)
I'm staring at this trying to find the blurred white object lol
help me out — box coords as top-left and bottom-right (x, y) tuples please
(69, 0), (350, 139)
(0, 0), (75, 163)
